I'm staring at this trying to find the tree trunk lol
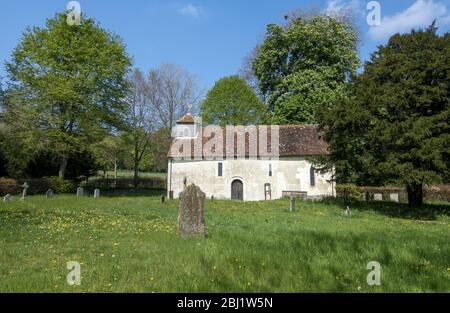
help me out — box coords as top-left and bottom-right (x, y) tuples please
(58, 155), (68, 178)
(407, 183), (423, 208)
(134, 160), (139, 189)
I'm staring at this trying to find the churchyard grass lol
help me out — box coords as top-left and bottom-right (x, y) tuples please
(0, 194), (448, 292)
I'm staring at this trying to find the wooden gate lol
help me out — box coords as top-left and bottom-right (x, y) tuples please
(231, 180), (243, 201)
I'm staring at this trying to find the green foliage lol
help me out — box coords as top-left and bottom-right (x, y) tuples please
(45, 176), (76, 194)
(319, 24), (450, 207)
(200, 76), (266, 126)
(0, 195), (448, 292)
(92, 136), (128, 173)
(336, 184), (362, 201)
(4, 12), (132, 178)
(22, 150), (98, 179)
(253, 15), (359, 124)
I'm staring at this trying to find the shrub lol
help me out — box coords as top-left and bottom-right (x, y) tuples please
(336, 184), (362, 201)
(0, 178), (21, 194)
(44, 177), (76, 194)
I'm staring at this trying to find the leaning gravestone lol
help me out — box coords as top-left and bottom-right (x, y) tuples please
(390, 193), (399, 203)
(94, 189), (100, 198)
(373, 193), (383, 201)
(46, 189), (54, 198)
(3, 194), (11, 202)
(21, 182), (29, 200)
(77, 187), (84, 197)
(178, 184), (205, 238)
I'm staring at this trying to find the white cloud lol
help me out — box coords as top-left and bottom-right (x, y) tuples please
(368, 0), (450, 41)
(324, 0), (362, 17)
(179, 4), (204, 18)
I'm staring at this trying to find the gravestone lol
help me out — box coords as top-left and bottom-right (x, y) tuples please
(289, 193), (295, 212)
(161, 195), (165, 204)
(344, 206), (352, 218)
(21, 182), (29, 200)
(178, 184), (205, 238)
(94, 189), (100, 198)
(390, 193), (399, 203)
(46, 189), (54, 198)
(3, 194), (11, 202)
(76, 187), (84, 197)
(374, 193), (383, 201)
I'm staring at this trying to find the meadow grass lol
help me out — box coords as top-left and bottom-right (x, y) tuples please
(0, 193), (448, 292)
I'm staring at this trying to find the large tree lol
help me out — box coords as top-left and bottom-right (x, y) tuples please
(318, 23), (450, 208)
(252, 14), (359, 124)
(4, 13), (131, 178)
(200, 76), (266, 126)
(122, 69), (154, 184)
(147, 64), (202, 132)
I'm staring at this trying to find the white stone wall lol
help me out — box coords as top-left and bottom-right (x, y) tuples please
(168, 157), (334, 201)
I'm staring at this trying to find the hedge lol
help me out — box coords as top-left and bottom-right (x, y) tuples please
(82, 177), (166, 191)
(0, 177), (75, 195)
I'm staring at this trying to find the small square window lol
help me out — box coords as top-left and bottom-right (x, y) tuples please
(218, 162), (223, 177)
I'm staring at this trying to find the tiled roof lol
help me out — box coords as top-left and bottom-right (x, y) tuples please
(176, 113), (195, 124)
(168, 124), (329, 158)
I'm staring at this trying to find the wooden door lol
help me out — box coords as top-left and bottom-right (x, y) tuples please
(231, 180), (243, 201)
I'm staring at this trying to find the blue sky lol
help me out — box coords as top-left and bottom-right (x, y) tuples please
(1, 0), (449, 90)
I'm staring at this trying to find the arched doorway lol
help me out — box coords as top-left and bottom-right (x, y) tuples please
(231, 179), (244, 201)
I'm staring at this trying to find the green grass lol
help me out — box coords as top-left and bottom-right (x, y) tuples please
(0, 194), (449, 292)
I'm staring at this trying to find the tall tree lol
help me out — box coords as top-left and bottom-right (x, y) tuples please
(200, 76), (266, 126)
(123, 69), (154, 184)
(252, 14), (359, 124)
(92, 136), (127, 179)
(4, 13), (131, 178)
(147, 64), (202, 132)
(318, 23), (450, 208)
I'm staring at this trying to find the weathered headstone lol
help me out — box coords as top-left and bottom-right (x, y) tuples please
(76, 187), (84, 197)
(289, 193), (295, 212)
(46, 189), (54, 198)
(178, 184), (205, 238)
(161, 195), (165, 204)
(21, 182), (29, 200)
(374, 193), (383, 201)
(344, 206), (352, 218)
(94, 189), (100, 198)
(390, 193), (399, 203)
(3, 194), (11, 202)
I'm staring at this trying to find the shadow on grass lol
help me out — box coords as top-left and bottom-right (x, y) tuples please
(85, 189), (166, 198)
(322, 198), (450, 221)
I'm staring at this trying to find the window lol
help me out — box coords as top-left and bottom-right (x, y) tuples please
(269, 164), (272, 177)
(310, 166), (316, 186)
(218, 162), (223, 177)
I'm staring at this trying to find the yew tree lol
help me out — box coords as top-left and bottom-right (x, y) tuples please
(319, 23), (450, 207)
